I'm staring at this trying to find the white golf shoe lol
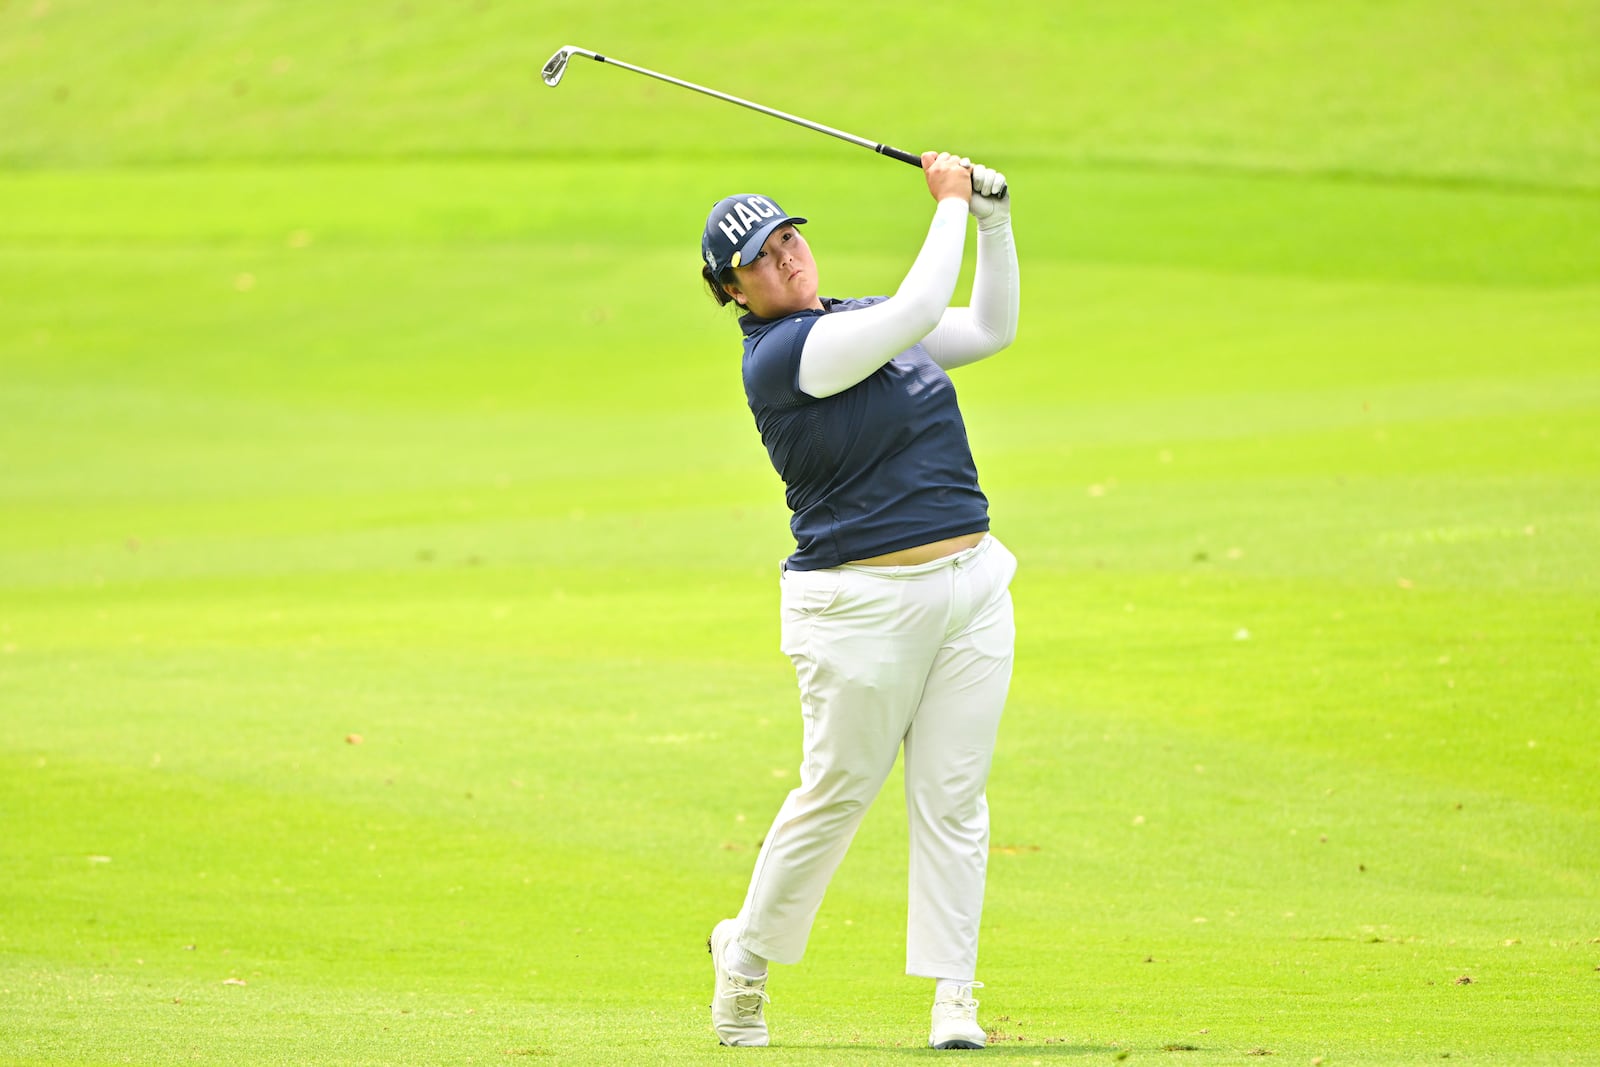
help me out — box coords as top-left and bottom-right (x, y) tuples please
(708, 919), (770, 1046)
(929, 981), (986, 1050)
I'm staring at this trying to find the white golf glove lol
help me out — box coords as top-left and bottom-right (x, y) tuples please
(962, 158), (1010, 224)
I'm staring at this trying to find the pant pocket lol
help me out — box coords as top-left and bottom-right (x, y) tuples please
(780, 567), (846, 619)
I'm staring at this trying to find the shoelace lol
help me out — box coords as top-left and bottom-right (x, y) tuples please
(720, 984), (771, 1021)
(934, 980), (984, 1018)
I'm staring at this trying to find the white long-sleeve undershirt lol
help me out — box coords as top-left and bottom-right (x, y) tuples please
(796, 197), (1019, 399)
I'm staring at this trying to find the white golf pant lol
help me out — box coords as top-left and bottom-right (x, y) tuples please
(736, 535), (1017, 980)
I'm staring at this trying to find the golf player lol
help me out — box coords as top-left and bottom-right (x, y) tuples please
(699, 151), (1019, 1049)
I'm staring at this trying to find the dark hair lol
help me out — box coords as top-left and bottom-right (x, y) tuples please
(701, 262), (741, 308)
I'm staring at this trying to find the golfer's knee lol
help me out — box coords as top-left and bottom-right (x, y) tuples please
(803, 764), (881, 816)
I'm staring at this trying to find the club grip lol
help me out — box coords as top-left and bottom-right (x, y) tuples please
(876, 144), (923, 167)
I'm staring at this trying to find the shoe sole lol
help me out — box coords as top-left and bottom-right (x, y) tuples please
(932, 1039), (986, 1050)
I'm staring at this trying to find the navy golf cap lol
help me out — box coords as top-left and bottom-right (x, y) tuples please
(702, 194), (807, 281)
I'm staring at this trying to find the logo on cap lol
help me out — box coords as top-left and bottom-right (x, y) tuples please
(716, 196), (782, 246)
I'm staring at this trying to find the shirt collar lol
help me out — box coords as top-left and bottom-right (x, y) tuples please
(738, 298), (842, 337)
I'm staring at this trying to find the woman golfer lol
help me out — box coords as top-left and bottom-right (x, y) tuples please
(699, 151), (1020, 1050)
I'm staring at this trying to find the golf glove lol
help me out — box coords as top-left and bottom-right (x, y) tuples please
(965, 161), (1009, 224)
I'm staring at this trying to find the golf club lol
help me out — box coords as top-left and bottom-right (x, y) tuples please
(542, 45), (1003, 195)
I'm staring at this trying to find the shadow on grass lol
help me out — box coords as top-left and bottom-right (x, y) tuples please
(783, 1046), (1111, 1058)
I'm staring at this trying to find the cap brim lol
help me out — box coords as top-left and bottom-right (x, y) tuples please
(733, 215), (808, 269)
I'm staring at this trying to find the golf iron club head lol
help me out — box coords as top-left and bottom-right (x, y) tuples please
(541, 45), (597, 87)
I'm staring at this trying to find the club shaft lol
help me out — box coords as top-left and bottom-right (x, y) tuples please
(582, 52), (922, 168)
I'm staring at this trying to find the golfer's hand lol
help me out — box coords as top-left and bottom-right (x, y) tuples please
(967, 162), (1010, 226)
(922, 151), (973, 205)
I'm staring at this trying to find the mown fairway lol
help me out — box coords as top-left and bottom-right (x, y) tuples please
(1, 2), (1597, 1065)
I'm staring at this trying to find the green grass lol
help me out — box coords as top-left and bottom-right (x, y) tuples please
(2, 1), (1598, 1064)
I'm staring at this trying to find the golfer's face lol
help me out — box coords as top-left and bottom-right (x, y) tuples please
(730, 225), (819, 317)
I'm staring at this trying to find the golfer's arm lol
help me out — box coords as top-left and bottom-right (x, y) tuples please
(922, 217), (1018, 370)
(796, 197), (968, 399)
